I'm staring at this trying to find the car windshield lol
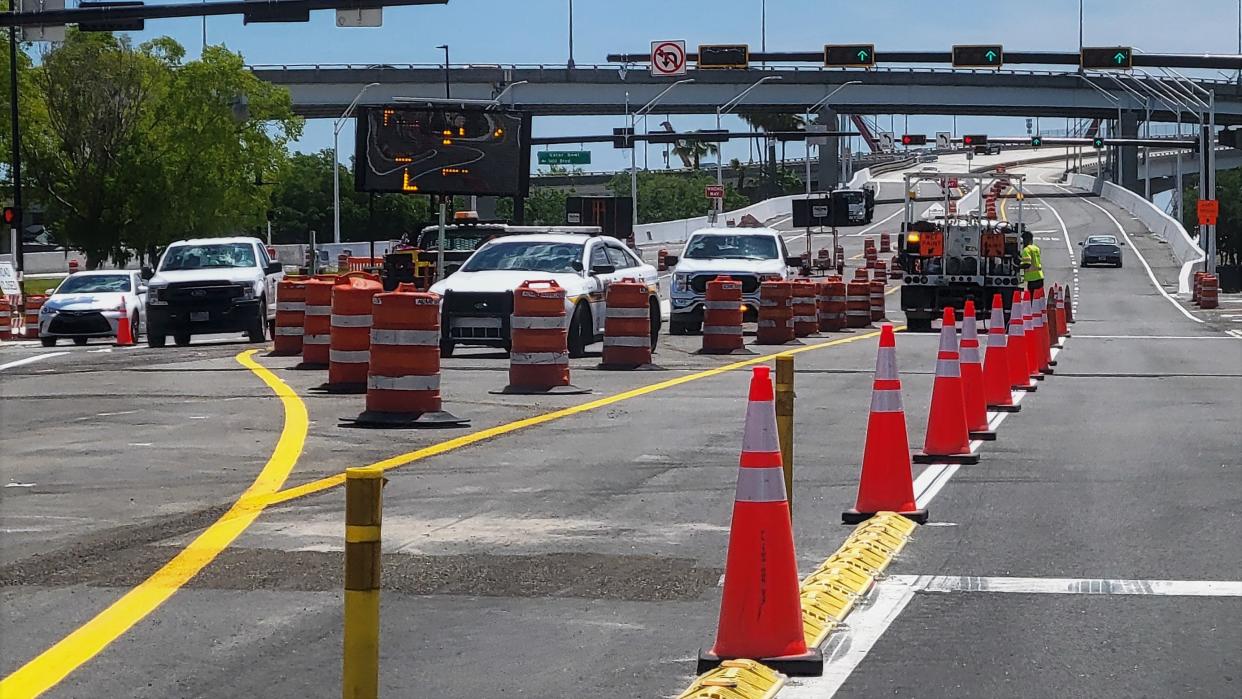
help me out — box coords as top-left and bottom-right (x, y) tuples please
(55, 274), (132, 294)
(159, 243), (256, 271)
(684, 234), (779, 261)
(460, 241), (584, 273)
(1086, 236), (1118, 245)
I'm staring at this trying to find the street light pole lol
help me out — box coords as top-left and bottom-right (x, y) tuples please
(436, 44), (450, 98)
(333, 82), (380, 245)
(567, 0), (575, 69)
(803, 81), (861, 196)
(715, 75), (782, 186)
(7, 10), (22, 275)
(632, 78), (694, 225)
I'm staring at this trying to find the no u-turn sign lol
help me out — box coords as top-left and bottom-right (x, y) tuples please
(651, 40), (687, 77)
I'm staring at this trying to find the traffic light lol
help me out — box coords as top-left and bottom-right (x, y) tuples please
(2, 206), (18, 226)
(697, 44), (749, 69)
(961, 134), (988, 146)
(1081, 46), (1133, 70)
(1031, 136), (1043, 148)
(612, 127), (634, 149)
(824, 44), (875, 68)
(1092, 137), (1105, 149)
(952, 44), (1004, 68)
(901, 134), (927, 146)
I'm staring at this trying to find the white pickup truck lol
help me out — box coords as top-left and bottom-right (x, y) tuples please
(142, 236), (284, 348)
(666, 227), (800, 335)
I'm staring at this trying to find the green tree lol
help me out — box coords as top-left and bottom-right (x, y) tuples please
(1183, 168), (1241, 267)
(671, 136), (719, 169)
(0, 32), (40, 204)
(607, 171), (746, 224)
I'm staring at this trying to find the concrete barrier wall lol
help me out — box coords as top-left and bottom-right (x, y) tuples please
(1066, 172), (1204, 294)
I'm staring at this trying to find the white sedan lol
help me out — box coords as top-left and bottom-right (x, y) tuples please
(38, 270), (146, 347)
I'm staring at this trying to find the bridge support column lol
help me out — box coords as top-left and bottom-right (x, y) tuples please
(815, 108), (840, 192)
(1119, 110), (1141, 194)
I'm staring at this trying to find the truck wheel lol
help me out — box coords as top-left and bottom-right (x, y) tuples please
(73, 337), (88, 346)
(567, 304), (592, 358)
(439, 341), (455, 358)
(248, 299), (268, 343)
(174, 332), (192, 346)
(41, 337), (57, 347)
(148, 333), (166, 348)
(907, 316), (933, 333)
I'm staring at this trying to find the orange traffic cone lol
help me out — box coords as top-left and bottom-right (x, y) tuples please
(1021, 291), (1043, 381)
(914, 307), (979, 465)
(983, 295), (1020, 412)
(1057, 284), (1072, 337)
(699, 366), (823, 676)
(115, 307), (134, 347)
(843, 325), (929, 525)
(1008, 291), (1036, 392)
(1047, 286), (1063, 351)
(959, 300), (995, 440)
(1033, 288), (1054, 373)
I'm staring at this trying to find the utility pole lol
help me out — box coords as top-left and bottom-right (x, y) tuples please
(437, 44), (450, 98)
(8, 1), (24, 275)
(566, 0), (575, 69)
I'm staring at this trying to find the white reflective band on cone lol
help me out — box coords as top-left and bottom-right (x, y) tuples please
(1008, 322), (1024, 336)
(703, 301), (741, 311)
(987, 332), (1007, 346)
(875, 347), (898, 380)
(277, 301), (306, 312)
(304, 305), (330, 316)
(371, 328), (440, 346)
(759, 298), (792, 308)
(846, 310), (869, 316)
(735, 466), (788, 503)
(303, 334), (330, 345)
(602, 335), (650, 348)
(702, 325), (742, 335)
(794, 315), (818, 323)
(332, 314), (373, 328)
(510, 315), (565, 330)
(870, 388), (903, 413)
(605, 307), (648, 319)
(510, 351), (569, 365)
(757, 319), (793, 328)
(330, 349), (370, 363)
(961, 347), (981, 363)
(368, 374), (440, 391)
(936, 358), (961, 377)
(275, 326), (304, 336)
(742, 400), (781, 453)
(1033, 314), (1045, 327)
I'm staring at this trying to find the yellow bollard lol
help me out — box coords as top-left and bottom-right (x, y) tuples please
(775, 354), (795, 517)
(343, 466), (385, 699)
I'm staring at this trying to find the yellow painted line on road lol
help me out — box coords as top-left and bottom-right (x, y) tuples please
(260, 328), (899, 508)
(885, 285), (900, 296)
(0, 350), (309, 699)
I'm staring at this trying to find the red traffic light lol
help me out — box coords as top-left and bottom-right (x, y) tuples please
(901, 134), (927, 146)
(2, 206), (17, 225)
(961, 134), (988, 146)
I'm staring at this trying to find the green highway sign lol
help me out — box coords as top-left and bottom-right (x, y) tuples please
(952, 44), (1004, 68)
(537, 150), (591, 165)
(1082, 46), (1133, 70)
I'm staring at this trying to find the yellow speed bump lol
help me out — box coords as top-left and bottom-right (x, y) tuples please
(676, 659), (785, 699)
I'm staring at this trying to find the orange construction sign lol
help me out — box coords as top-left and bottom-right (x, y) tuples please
(1197, 199), (1219, 226)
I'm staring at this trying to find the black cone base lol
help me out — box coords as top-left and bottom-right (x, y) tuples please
(490, 384), (591, 395)
(750, 338), (804, 347)
(292, 361), (328, 370)
(312, 382), (367, 395)
(697, 647), (824, 677)
(341, 410), (470, 429)
(913, 450), (981, 465)
(696, 347), (756, 355)
(987, 404), (1022, 413)
(843, 508), (928, 525)
(970, 428), (998, 441)
(596, 362), (666, 371)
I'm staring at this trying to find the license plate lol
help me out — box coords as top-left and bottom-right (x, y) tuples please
(190, 311), (210, 322)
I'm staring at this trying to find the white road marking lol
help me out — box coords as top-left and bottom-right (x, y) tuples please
(4, 482), (37, 488)
(914, 464), (960, 508)
(97, 410), (139, 417)
(1053, 184), (1203, 324)
(1228, 330), (1242, 339)
(1070, 334), (1238, 340)
(900, 575), (1242, 597)
(127, 442), (155, 447)
(779, 576), (923, 699)
(847, 208), (903, 237)
(0, 352), (68, 372)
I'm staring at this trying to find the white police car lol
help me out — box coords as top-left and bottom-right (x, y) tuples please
(428, 232), (660, 357)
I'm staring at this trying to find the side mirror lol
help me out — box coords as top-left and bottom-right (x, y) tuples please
(589, 264), (616, 275)
(663, 254), (679, 267)
(140, 266), (154, 280)
(266, 261), (283, 275)
(137, 285), (149, 295)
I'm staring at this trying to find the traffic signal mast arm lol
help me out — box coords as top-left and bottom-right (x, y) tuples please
(0, 0), (447, 27)
(605, 50), (1242, 71)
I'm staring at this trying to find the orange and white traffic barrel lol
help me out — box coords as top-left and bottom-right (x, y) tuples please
(657, 248), (668, 272)
(845, 280), (871, 328)
(756, 280), (795, 345)
(299, 278), (335, 367)
(600, 278), (655, 369)
(272, 277), (308, 356)
(1199, 275), (1219, 309)
(499, 280), (587, 394)
(23, 295), (45, 339)
(817, 277), (847, 332)
(345, 284), (468, 428)
(792, 279), (818, 338)
(1192, 270), (1206, 303)
(889, 255), (903, 280)
(879, 233), (891, 253)
(0, 296), (11, 342)
(700, 276), (747, 354)
(67, 259), (79, 274)
(323, 274), (383, 393)
(868, 277), (886, 322)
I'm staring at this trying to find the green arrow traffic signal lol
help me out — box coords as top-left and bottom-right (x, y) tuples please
(1114, 52), (1126, 64)
(1092, 137), (1105, 149)
(1031, 136), (1043, 148)
(985, 50), (998, 62)
(857, 49), (869, 61)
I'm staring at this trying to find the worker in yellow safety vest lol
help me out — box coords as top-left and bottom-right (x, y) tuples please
(1020, 231), (1044, 292)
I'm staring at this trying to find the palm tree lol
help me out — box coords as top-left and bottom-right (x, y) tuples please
(671, 136), (719, 170)
(738, 112), (805, 190)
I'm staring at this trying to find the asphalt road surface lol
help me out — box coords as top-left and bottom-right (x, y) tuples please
(1, 170), (1238, 698)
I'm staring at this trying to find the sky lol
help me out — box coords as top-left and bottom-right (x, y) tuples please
(101, 0), (1242, 172)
